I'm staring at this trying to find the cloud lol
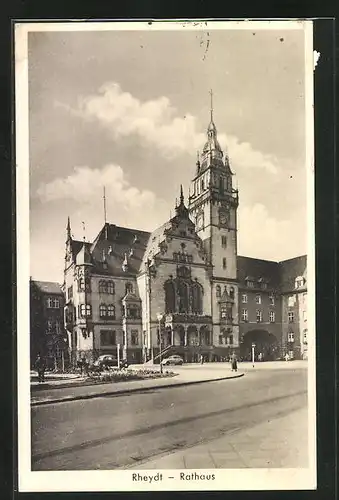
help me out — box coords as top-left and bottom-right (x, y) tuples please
(37, 163), (156, 207)
(36, 164), (169, 234)
(238, 203), (306, 261)
(58, 82), (279, 173)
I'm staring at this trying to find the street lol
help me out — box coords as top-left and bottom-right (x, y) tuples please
(31, 366), (308, 470)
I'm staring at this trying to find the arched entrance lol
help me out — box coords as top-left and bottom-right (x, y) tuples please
(240, 330), (279, 361)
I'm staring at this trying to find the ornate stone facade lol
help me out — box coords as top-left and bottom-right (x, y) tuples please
(62, 108), (307, 365)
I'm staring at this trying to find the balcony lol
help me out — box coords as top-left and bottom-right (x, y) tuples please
(165, 313), (212, 325)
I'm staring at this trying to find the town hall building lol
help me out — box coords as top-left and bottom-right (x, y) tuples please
(62, 104), (308, 366)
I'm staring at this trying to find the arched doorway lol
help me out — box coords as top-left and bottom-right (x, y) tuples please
(240, 330), (279, 361)
(187, 325), (199, 363)
(199, 325), (211, 346)
(174, 325), (185, 346)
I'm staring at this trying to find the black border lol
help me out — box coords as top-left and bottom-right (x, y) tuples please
(0, 7), (336, 500)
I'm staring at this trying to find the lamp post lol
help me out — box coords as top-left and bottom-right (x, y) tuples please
(157, 313), (164, 374)
(252, 343), (256, 367)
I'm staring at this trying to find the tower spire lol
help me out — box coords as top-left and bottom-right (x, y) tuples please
(209, 89), (214, 122)
(103, 186), (107, 225)
(66, 216), (71, 240)
(180, 184), (184, 205)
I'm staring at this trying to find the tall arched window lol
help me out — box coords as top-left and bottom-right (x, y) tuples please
(216, 285), (221, 298)
(177, 280), (189, 313)
(191, 282), (203, 314)
(164, 280), (176, 314)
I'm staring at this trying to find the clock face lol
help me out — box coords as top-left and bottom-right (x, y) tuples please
(219, 211), (229, 225)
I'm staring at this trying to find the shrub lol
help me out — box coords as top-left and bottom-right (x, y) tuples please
(86, 367), (175, 384)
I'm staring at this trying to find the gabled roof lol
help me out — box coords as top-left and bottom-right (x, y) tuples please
(237, 256), (280, 289)
(90, 223), (150, 276)
(278, 255), (307, 293)
(32, 280), (63, 295)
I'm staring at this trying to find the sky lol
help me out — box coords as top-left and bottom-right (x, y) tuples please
(27, 23), (309, 283)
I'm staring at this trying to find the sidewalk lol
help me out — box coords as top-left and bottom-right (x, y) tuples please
(128, 406), (309, 469)
(31, 368), (244, 406)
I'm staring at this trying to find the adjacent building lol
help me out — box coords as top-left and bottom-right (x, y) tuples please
(30, 279), (68, 369)
(60, 106), (307, 366)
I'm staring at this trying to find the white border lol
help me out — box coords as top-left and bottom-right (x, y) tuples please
(16, 19), (316, 492)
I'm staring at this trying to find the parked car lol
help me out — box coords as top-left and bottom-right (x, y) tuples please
(161, 355), (184, 366)
(90, 355), (128, 371)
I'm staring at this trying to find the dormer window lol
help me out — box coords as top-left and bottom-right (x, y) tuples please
(295, 276), (305, 289)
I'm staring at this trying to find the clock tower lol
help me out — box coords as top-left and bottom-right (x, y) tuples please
(188, 91), (239, 349)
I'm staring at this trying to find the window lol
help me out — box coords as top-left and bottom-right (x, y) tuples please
(177, 280), (189, 313)
(303, 329), (308, 344)
(191, 282), (203, 315)
(241, 309), (248, 322)
(288, 311), (294, 323)
(242, 294), (248, 304)
(47, 297), (60, 308)
(288, 332), (295, 343)
(125, 282), (134, 294)
(78, 278), (85, 292)
(269, 294), (275, 306)
(247, 280), (254, 288)
(256, 310), (262, 322)
(222, 258), (227, 269)
(46, 319), (54, 334)
(229, 334), (234, 345)
(229, 287), (235, 300)
(218, 335), (223, 345)
(220, 304), (232, 321)
(100, 330), (116, 346)
(99, 304), (107, 317)
(255, 294), (261, 304)
(221, 236), (227, 248)
(216, 285), (221, 298)
(107, 305), (115, 318)
(80, 304), (92, 318)
(131, 330), (139, 346)
(164, 280), (176, 314)
(269, 311), (275, 323)
(99, 280), (114, 294)
(288, 295), (295, 307)
(295, 277), (304, 289)
(303, 310), (307, 321)
(261, 283), (267, 290)
(127, 305), (139, 319)
(55, 320), (61, 334)
(288, 350), (294, 359)
(67, 286), (73, 300)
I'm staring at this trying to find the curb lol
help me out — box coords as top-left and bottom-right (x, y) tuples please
(31, 373), (244, 407)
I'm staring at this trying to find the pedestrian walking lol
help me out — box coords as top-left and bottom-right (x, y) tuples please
(231, 353), (238, 372)
(35, 354), (46, 383)
(200, 354), (204, 365)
